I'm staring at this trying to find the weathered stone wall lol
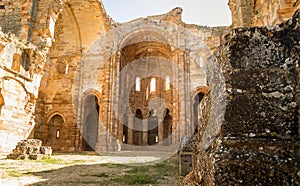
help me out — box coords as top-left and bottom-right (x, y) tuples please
(33, 0), (113, 152)
(0, 0), (35, 40)
(185, 9), (300, 185)
(32, 6), (228, 152)
(0, 31), (46, 153)
(230, 0), (300, 27)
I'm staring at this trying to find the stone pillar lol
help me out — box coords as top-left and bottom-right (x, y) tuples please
(127, 114), (134, 145)
(142, 119), (148, 145)
(158, 120), (164, 143)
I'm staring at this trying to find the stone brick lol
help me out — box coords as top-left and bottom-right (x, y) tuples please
(40, 146), (52, 156)
(29, 154), (43, 160)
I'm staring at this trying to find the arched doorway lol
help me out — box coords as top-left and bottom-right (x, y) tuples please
(148, 109), (158, 145)
(83, 95), (99, 151)
(133, 109), (143, 146)
(122, 112), (128, 144)
(163, 108), (172, 145)
(193, 92), (205, 133)
(47, 114), (64, 151)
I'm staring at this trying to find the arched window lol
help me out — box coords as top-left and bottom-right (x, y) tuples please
(150, 78), (156, 93)
(65, 64), (69, 74)
(56, 129), (60, 139)
(47, 114), (64, 150)
(12, 53), (21, 72)
(199, 57), (204, 68)
(166, 76), (170, 90)
(136, 77), (141, 91)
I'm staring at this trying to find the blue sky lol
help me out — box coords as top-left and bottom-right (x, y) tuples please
(102, 0), (232, 26)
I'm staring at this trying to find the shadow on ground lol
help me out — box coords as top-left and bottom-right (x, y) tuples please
(29, 156), (179, 186)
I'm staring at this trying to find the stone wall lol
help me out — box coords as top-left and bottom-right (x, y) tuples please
(32, 5), (229, 152)
(33, 0), (113, 152)
(230, 0), (300, 27)
(0, 31), (46, 153)
(184, 9), (300, 185)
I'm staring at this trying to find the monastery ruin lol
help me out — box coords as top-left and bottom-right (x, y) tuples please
(0, 0), (299, 184)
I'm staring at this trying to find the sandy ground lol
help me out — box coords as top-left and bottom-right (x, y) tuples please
(0, 151), (178, 186)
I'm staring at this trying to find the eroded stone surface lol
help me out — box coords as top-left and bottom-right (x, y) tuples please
(7, 139), (52, 160)
(182, 9), (300, 185)
(0, 0), (298, 185)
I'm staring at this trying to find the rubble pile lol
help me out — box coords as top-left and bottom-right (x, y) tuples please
(7, 139), (52, 160)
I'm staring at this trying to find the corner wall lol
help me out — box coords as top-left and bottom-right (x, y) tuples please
(185, 9), (300, 185)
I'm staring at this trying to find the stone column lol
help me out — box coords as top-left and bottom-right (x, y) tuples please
(127, 114), (134, 145)
(158, 120), (164, 143)
(142, 119), (148, 145)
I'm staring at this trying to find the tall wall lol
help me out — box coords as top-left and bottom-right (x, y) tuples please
(33, 0), (113, 152)
(230, 0), (300, 27)
(0, 31), (47, 152)
(183, 9), (300, 185)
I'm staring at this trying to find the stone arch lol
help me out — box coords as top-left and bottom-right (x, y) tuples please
(117, 27), (171, 51)
(74, 14), (226, 153)
(82, 89), (101, 104)
(46, 114), (65, 151)
(82, 93), (100, 151)
(11, 53), (21, 72)
(46, 112), (66, 124)
(148, 109), (159, 145)
(193, 92), (205, 134)
(191, 87), (211, 134)
(1, 76), (36, 100)
(191, 86), (211, 99)
(133, 108), (143, 146)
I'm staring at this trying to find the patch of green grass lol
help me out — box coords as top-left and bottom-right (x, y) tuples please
(126, 166), (149, 173)
(112, 173), (156, 185)
(102, 163), (131, 168)
(64, 159), (86, 165)
(8, 170), (22, 177)
(39, 158), (62, 164)
(92, 172), (109, 178)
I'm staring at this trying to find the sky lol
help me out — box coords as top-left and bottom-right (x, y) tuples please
(102, 0), (232, 26)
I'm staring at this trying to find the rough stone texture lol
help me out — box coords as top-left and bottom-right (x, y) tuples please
(183, 9), (300, 185)
(230, 0), (300, 27)
(33, 6), (227, 152)
(7, 139), (52, 160)
(0, 31), (46, 153)
(0, 1), (298, 184)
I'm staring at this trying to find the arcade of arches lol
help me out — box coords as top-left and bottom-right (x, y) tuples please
(0, 0), (299, 185)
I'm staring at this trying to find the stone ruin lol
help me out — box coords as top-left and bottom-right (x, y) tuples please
(7, 139), (52, 160)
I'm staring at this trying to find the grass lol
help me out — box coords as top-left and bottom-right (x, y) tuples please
(8, 170), (23, 177)
(126, 166), (149, 173)
(1, 154), (179, 185)
(112, 173), (156, 185)
(39, 158), (62, 164)
(98, 155), (179, 185)
(92, 172), (109, 178)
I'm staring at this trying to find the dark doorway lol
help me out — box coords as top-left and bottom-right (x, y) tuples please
(122, 113), (128, 144)
(133, 109), (143, 145)
(47, 115), (64, 151)
(83, 95), (99, 151)
(148, 109), (158, 145)
(163, 108), (172, 145)
(193, 93), (204, 133)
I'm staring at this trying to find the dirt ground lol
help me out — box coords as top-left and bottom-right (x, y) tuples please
(0, 151), (180, 186)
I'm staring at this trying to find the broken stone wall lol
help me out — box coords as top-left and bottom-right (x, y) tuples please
(230, 0), (300, 27)
(33, 0), (113, 152)
(0, 31), (46, 153)
(0, 0), (36, 40)
(186, 9), (300, 185)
